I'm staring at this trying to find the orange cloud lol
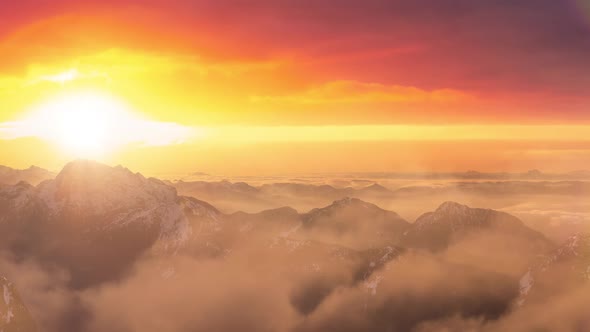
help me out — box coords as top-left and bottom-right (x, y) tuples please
(1, 2), (588, 128)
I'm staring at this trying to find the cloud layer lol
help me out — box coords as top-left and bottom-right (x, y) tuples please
(1, 0), (590, 125)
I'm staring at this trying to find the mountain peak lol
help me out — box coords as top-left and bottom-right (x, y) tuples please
(361, 183), (391, 193)
(320, 197), (388, 212)
(26, 165), (44, 171)
(59, 159), (130, 176)
(406, 201), (550, 252)
(40, 160), (181, 220)
(0, 164), (54, 186)
(332, 197), (364, 206)
(261, 206), (299, 215)
(435, 201), (471, 214)
(56, 160), (145, 187)
(301, 198), (409, 250)
(525, 169), (543, 177)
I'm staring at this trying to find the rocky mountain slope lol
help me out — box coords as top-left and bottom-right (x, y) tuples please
(300, 197), (410, 250)
(0, 160), (221, 287)
(519, 233), (590, 305)
(402, 201), (552, 251)
(0, 276), (36, 332)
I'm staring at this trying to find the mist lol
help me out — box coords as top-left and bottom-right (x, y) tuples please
(1, 161), (589, 332)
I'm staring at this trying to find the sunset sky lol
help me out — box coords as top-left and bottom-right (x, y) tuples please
(1, 0), (590, 175)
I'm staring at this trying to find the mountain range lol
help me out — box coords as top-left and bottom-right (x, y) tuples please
(0, 160), (587, 331)
(0, 166), (54, 186)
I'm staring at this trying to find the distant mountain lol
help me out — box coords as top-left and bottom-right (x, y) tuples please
(0, 165), (54, 186)
(322, 170), (590, 180)
(226, 206), (301, 235)
(173, 180), (397, 213)
(174, 180), (259, 198)
(258, 182), (392, 199)
(566, 170), (590, 178)
(0, 276), (37, 332)
(356, 183), (393, 196)
(393, 181), (590, 197)
(174, 177), (590, 219)
(402, 201), (551, 251)
(172, 179), (274, 213)
(223, 197), (410, 250)
(257, 183), (357, 204)
(299, 198), (410, 250)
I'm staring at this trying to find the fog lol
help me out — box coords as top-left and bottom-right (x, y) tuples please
(172, 177), (590, 242)
(3, 232), (587, 332)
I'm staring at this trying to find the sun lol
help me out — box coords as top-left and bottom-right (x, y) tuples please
(29, 92), (132, 158)
(53, 99), (109, 155)
(12, 90), (196, 159)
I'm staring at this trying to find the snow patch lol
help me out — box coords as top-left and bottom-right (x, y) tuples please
(3, 309), (13, 324)
(2, 285), (11, 306)
(364, 275), (384, 296)
(519, 270), (534, 296)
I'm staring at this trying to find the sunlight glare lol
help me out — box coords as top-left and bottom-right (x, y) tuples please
(30, 92), (132, 158)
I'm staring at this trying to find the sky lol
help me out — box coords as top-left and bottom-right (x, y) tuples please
(0, 0), (589, 175)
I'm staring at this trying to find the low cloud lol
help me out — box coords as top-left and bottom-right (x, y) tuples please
(250, 80), (472, 104)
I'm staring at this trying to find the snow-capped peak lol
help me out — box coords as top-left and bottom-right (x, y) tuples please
(38, 160), (178, 217)
(328, 197), (379, 210)
(5, 160), (222, 253)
